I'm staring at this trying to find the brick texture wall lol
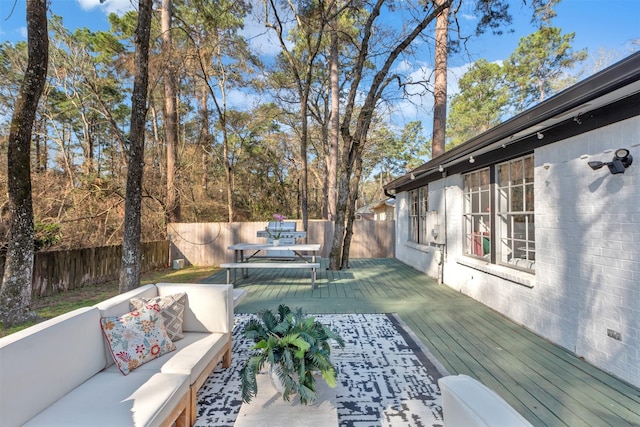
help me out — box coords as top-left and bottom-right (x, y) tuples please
(396, 116), (640, 387)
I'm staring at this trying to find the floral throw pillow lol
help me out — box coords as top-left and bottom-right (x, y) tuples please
(100, 305), (176, 375)
(130, 293), (187, 341)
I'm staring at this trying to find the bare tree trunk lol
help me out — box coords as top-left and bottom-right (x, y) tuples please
(198, 89), (210, 191)
(162, 0), (181, 224)
(119, 0), (152, 293)
(432, 0), (449, 158)
(300, 94), (309, 233)
(0, 0), (48, 327)
(328, 1), (448, 270)
(340, 154), (363, 269)
(327, 28), (339, 222)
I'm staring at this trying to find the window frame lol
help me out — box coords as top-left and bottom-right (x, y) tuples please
(496, 154), (535, 271)
(462, 153), (535, 273)
(463, 168), (492, 259)
(408, 186), (429, 244)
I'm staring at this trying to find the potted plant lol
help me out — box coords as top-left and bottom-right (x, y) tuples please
(239, 304), (345, 404)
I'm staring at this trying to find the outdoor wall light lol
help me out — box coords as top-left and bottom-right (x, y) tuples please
(438, 165), (444, 172)
(469, 156), (475, 163)
(588, 148), (633, 174)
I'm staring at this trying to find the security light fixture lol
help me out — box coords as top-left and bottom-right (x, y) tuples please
(588, 148), (633, 174)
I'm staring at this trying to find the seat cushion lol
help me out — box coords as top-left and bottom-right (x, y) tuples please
(160, 332), (229, 384)
(103, 331), (229, 387)
(23, 371), (189, 427)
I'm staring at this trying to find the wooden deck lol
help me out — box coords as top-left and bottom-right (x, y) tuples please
(203, 258), (640, 426)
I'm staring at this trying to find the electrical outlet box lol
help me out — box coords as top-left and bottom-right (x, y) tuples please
(428, 211), (445, 245)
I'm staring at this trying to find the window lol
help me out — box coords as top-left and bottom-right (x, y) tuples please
(463, 168), (491, 258)
(463, 155), (535, 272)
(496, 155), (535, 270)
(408, 186), (428, 243)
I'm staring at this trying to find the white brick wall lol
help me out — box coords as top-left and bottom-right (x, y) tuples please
(395, 115), (640, 387)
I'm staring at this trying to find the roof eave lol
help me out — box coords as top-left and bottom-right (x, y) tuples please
(385, 52), (640, 192)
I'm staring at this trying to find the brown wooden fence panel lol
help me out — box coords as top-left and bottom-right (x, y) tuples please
(168, 220), (395, 267)
(1, 241), (169, 299)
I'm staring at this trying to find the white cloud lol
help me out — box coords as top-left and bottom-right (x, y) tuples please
(227, 88), (262, 110)
(77, 0), (136, 16)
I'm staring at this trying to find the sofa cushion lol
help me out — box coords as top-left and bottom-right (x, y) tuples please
(130, 292), (186, 341)
(160, 331), (229, 384)
(0, 307), (106, 427)
(23, 371), (189, 427)
(96, 284), (158, 318)
(155, 283), (233, 333)
(101, 305), (176, 375)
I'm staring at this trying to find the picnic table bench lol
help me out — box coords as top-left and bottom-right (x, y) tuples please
(223, 243), (321, 289)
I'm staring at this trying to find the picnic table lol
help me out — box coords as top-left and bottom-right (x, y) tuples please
(222, 243), (321, 289)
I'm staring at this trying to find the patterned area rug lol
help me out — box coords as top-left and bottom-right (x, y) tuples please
(195, 313), (447, 427)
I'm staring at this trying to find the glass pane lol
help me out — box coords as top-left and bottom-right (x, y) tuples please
(511, 187), (523, 211)
(525, 184), (534, 212)
(465, 173), (478, 191)
(512, 215), (527, 240)
(527, 214), (535, 240)
(465, 174), (472, 191)
(511, 159), (523, 185)
(498, 163), (509, 186)
(472, 192), (480, 213)
(481, 190), (490, 213)
(524, 156), (534, 183)
(480, 169), (490, 190)
(497, 187), (508, 213)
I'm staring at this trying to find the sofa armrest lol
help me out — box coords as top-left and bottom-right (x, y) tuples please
(0, 307), (106, 427)
(155, 283), (233, 334)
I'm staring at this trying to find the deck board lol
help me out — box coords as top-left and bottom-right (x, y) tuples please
(203, 258), (640, 426)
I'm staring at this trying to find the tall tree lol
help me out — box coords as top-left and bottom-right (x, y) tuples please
(119, 0), (153, 293)
(329, 0), (514, 269)
(179, 0), (256, 222)
(0, 0), (49, 326)
(506, 26), (586, 111)
(162, 0), (181, 224)
(446, 59), (508, 148)
(431, 0), (449, 159)
(264, 0), (333, 233)
(326, 19), (340, 221)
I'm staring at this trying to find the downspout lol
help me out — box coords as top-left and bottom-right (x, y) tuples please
(384, 188), (396, 199)
(439, 172), (448, 285)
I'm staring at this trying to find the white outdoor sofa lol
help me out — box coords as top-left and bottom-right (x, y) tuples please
(438, 374), (533, 426)
(0, 283), (237, 427)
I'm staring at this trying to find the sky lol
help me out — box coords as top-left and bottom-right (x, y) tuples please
(1, 0), (639, 132)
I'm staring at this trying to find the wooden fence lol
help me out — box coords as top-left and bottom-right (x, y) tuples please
(167, 220), (395, 267)
(0, 241), (169, 299)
